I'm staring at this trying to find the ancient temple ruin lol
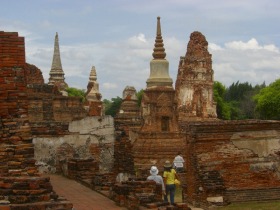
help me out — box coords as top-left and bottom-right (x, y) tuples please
(113, 86), (142, 178)
(114, 86), (142, 132)
(176, 32), (280, 208)
(48, 32), (68, 93)
(1, 17), (280, 210)
(132, 17), (185, 172)
(175, 31), (217, 121)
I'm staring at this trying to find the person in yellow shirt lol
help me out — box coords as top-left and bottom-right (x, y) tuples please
(163, 160), (179, 205)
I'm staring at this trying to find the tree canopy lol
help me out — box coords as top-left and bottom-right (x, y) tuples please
(213, 81), (231, 119)
(254, 79), (280, 120)
(65, 87), (86, 102)
(213, 80), (267, 120)
(136, 89), (144, 107)
(103, 97), (122, 117)
(103, 89), (144, 117)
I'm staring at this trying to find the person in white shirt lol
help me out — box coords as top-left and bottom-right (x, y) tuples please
(147, 166), (166, 195)
(173, 152), (185, 173)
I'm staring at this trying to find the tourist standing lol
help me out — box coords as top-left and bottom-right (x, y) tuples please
(173, 152), (185, 173)
(163, 160), (179, 205)
(147, 166), (165, 195)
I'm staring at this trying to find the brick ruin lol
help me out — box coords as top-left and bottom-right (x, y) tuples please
(181, 120), (280, 208)
(132, 17), (186, 174)
(85, 66), (103, 116)
(114, 86), (142, 178)
(0, 31), (72, 209)
(25, 34), (114, 185)
(1, 17), (280, 210)
(175, 31), (217, 122)
(0, 30), (115, 209)
(130, 19), (280, 209)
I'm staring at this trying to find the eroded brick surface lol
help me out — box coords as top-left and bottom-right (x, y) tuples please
(181, 120), (280, 208)
(175, 31), (217, 121)
(0, 31), (72, 209)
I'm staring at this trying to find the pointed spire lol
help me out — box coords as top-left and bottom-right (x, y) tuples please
(86, 66), (102, 102)
(48, 32), (68, 91)
(146, 17), (172, 88)
(152, 17), (166, 60)
(89, 66), (97, 83)
(50, 32), (63, 75)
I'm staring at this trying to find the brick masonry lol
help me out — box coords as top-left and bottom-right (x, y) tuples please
(180, 120), (280, 208)
(0, 31), (72, 209)
(114, 86), (142, 176)
(175, 31), (217, 121)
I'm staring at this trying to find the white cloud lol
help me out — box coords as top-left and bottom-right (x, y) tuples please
(127, 33), (151, 49)
(26, 33), (280, 99)
(209, 43), (223, 51)
(137, 33), (147, 43)
(225, 38), (279, 52)
(209, 38), (280, 87)
(103, 83), (118, 89)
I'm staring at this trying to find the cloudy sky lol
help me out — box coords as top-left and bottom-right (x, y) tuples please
(1, 0), (280, 100)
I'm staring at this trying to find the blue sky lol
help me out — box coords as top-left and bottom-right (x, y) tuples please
(1, 0), (280, 99)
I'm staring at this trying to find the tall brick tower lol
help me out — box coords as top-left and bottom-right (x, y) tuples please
(48, 32), (68, 92)
(175, 31), (217, 122)
(132, 17), (185, 173)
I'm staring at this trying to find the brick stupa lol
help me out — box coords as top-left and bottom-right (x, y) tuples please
(114, 86), (142, 177)
(132, 17), (185, 173)
(85, 66), (103, 116)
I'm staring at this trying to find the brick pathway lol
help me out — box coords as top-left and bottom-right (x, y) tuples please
(48, 174), (203, 210)
(48, 174), (127, 210)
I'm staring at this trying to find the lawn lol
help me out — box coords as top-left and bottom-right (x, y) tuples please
(175, 185), (183, 203)
(173, 187), (280, 210)
(212, 201), (280, 210)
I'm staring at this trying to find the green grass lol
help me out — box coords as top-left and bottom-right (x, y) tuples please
(175, 185), (183, 203)
(173, 188), (280, 210)
(212, 201), (280, 210)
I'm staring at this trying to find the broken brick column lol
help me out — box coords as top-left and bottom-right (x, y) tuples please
(175, 31), (217, 122)
(0, 31), (72, 209)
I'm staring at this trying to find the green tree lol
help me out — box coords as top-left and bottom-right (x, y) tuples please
(225, 81), (253, 101)
(224, 81), (266, 119)
(103, 99), (112, 112)
(136, 89), (144, 107)
(213, 81), (231, 119)
(66, 87), (86, 102)
(104, 96), (122, 117)
(254, 79), (280, 120)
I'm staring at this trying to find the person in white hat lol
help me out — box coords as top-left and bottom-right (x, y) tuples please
(147, 166), (165, 195)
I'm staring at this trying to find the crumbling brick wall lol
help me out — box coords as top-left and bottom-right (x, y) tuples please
(181, 120), (280, 208)
(0, 31), (72, 209)
(25, 63), (44, 85)
(0, 31), (37, 177)
(33, 116), (115, 174)
(27, 84), (87, 126)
